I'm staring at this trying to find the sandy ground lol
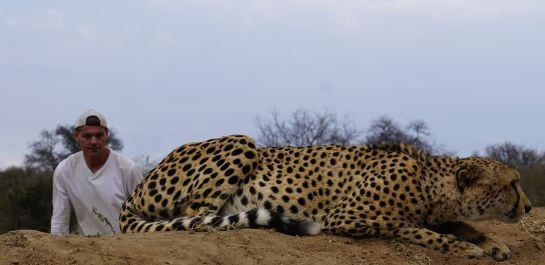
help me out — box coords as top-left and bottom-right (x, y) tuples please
(1, 208), (544, 265)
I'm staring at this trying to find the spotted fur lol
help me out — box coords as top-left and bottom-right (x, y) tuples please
(119, 135), (531, 261)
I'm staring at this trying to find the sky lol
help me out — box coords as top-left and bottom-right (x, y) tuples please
(1, 0), (545, 169)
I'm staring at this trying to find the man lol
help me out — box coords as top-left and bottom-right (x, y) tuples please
(51, 109), (143, 235)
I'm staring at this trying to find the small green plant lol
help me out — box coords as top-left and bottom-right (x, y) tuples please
(92, 207), (116, 235)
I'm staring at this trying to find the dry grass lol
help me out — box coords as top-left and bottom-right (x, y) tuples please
(521, 216), (545, 239)
(521, 215), (545, 251)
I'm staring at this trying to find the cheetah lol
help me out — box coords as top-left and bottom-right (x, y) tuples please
(119, 135), (532, 261)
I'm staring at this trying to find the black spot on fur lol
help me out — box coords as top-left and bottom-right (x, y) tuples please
(244, 151), (256, 159)
(228, 215), (240, 224)
(228, 176), (239, 185)
(170, 177), (180, 185)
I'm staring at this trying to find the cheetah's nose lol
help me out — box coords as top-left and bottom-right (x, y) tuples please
(524, 204), (532, 213)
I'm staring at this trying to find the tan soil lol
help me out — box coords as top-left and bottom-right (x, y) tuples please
(1, 208), (544, 265)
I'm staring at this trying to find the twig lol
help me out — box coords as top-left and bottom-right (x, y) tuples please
(92, 207), (116, 235)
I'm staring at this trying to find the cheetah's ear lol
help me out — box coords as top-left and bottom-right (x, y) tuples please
(456, 167), (478, 192)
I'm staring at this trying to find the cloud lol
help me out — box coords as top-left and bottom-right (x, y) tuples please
(3, 17), (18, 27)
(156, 31), (175, 46)
(77, 24), (100, 42)
(2, 6), (66, 32)
(144, 0), (544, 18)
(138, 0), (545, 42)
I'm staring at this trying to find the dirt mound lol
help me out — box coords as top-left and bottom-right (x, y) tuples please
(1, 208), (544, 265)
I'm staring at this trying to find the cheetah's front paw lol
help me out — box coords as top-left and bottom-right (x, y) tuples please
(481, 240), (511, 261)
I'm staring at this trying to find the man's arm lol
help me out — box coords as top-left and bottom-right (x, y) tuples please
(50, 171), (71, 235)
(125, 163), (144, 195)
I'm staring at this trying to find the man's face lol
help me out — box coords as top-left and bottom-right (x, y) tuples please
(74, 126), (108, 156)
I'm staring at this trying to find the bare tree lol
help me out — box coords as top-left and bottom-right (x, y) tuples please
(132, 155), (159, 175)
(256, 111), (442, 154)
(365, 116), (439, 154)
(484, 142), (544, 168)
(405, 120), (435, 153)
(365, 116), (407, 145)
(406, 120), (430, 142)
(255, 109), (361, 147)
(24, 130), (60, 173)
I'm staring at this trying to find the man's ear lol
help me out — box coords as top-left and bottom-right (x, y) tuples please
(456, 167), (478, 192)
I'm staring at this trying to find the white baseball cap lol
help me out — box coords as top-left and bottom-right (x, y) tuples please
(75, 109), (108, 129)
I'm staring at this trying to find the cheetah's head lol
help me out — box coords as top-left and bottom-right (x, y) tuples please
(455, 157), (532, 223)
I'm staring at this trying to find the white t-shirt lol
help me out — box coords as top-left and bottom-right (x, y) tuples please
(50, 149), (143, 236)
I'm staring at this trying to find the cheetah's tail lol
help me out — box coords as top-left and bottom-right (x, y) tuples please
(121, 206), (321, 235)
(209, 208), (322, 236)
(171, 208), (321, 236)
